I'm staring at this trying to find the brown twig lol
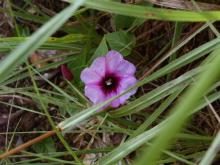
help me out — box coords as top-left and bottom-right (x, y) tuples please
(0, 130), (56, 159)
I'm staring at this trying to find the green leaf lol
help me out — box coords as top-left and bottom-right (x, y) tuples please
(32, 137), (56, 153)
(89, 37), (108, 62)
(105, 31), (134, 56)
(113, 15), (135, 30)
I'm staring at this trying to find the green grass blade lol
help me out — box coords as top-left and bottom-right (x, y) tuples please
(20, 151), (77, 165)
(167, 22), (183, 80)
(129, 89), (183, 139)
(70, 0), (220, 22)
(0, 0), (85, 83)
(98, 91), (220, 165)
(135, 49), (220, 165)
(199, 130), (220, 165)
(111, 67), (203, 117)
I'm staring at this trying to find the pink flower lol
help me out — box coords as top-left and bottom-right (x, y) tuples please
(80, 50), (137, 108)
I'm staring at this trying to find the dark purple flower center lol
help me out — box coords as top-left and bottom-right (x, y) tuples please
(100, 74), (120, 94)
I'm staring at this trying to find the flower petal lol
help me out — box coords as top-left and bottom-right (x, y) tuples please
(85, 85), (105, 104)
(106, 91), (121, 108)
(80, 68), (102, 84)
(116, 60), (136, 76)
(118, 76), (137, 104)
(90, 56), (106, 77)
(106, 50), (123, 72)
(110, 99), (121, 108)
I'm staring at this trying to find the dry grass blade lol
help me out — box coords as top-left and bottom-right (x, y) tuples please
(146, 0), (220, 10)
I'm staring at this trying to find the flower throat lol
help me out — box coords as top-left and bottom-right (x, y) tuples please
(101, 74), (119, 94)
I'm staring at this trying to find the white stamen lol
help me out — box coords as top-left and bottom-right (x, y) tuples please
(105, 78), (112, 86)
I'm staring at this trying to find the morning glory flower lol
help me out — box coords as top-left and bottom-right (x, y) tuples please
(80, 50), (137, 108)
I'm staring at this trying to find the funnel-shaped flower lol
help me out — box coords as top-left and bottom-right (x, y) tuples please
(80, 50), (137, 108)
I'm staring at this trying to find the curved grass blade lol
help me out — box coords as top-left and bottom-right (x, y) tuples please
(129, 89), (183, 139)
(111, 67), (203, 117)
(97, 90), (220, 165)
(111, 36), (220, 117)
(199, 130), (220, 165)
(135, 48), (220, 165)
(0, 0), (85, 83)
(70, 0), (220, 22)
(0, 34), (86, 52)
